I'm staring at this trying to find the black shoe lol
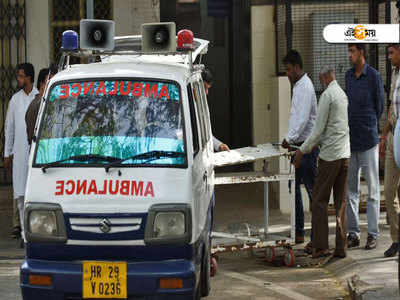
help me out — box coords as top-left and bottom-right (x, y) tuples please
(304, 241), (313, 254)
(10, 226), (21, 239)
(384, 243), (399, 257)
(333, 249), (347, 258)
(347, 234), (360, 248)
(365, 235), (377, 250)
(295, 235), (305, 244)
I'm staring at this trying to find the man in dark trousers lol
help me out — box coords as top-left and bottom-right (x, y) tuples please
(281, 50), (318, 245)
(25, 66), (56, 145)
(294, 65), (350, 258)
(380, 44), (400, 257)
(346, 44), (384, 250)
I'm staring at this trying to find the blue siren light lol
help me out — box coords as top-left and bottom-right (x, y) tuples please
(61, 30), (79, 51)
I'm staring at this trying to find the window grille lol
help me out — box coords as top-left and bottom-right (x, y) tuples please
(50, 0), (113, 64)
(0, 0), (26, 176)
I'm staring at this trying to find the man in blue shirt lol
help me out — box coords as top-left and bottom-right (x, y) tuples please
(346, 44), (384, 250)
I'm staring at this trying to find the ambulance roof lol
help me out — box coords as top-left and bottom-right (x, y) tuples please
(50, 59), (192, 86)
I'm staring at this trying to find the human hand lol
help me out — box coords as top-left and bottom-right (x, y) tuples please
(293, 150), (303, 168)
(281, 139), (289, 149)
(218, 144), (230, 152)
(379, 136), (386, 158)
(4, 155), (13, 169)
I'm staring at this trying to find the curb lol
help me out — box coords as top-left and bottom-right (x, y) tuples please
(324, 255), (360, 285)
(0, 254), (25, 260)
(323, 254), (364, 300)
(0, 239), (25, 260)
(323, 251), (388, 299)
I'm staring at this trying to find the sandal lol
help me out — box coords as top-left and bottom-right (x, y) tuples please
(312, 249), (331, 258)
(304, 241), (313, 254)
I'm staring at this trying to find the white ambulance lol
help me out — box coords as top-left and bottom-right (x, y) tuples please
(20, 21), (214, 300)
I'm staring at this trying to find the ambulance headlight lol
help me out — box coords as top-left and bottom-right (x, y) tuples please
(30, 211), (57, 235)
(154, 212), (185, 237)
(24, 203), (67, 243)
(145, 204), (192, 245)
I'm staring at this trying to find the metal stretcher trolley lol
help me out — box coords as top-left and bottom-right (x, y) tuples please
(212, 143), (297, 267)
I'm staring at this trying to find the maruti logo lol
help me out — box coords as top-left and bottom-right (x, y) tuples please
(99, 218), (112, 233)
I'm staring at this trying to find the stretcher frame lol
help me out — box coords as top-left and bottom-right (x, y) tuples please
(211, 144), (296, 252)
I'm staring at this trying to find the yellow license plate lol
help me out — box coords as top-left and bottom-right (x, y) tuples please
(82, 261), (127, 299)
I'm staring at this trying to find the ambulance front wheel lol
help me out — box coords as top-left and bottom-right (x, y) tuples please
(194, 286), (201, 300)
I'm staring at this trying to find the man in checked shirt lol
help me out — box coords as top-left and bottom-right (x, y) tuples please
(346, 44), (384, 251)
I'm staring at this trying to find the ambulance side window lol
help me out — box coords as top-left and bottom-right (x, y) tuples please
(192, 82), (207, 148)
(187, 84), (200, 155)
(198, 79), (211, 142)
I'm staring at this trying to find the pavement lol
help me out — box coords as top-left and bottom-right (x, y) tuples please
(326, 222), (399, 300)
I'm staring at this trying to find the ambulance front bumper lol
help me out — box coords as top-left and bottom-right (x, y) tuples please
(20, 258), (197, 300)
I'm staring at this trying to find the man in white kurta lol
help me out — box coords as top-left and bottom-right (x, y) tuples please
(4, 63), (38, 241)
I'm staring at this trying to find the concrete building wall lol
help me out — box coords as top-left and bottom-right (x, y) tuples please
(251, 5), (293, 211)
(271, 76), (293, 214)
(25, 0), (50, 83)
(113, 0), (160, 36)
(251, 6), (275, 149)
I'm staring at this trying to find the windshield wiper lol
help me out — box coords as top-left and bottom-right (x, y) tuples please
(104, 150), (185, 173)
(41, 154), (120, 173)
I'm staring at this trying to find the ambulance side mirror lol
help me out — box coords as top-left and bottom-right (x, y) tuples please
(80, 19), (115, 51)
(141, 22), (176, 53)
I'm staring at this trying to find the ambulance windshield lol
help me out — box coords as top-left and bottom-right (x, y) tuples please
(35, 79), (186, 166)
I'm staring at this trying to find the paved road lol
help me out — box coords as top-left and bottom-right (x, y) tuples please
(0, 260), (21, 300)
(1, 183), (398, 299)
(2, 227), (399, 300)
(0, 254), (347, 300)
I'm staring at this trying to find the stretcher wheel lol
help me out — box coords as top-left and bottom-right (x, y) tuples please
(283, 249), (295, 267)
(210, 256), (218, 277)
(265, 246), (276, 263)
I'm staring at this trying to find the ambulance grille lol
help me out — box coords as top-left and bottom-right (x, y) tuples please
(69, 217), (142, 234)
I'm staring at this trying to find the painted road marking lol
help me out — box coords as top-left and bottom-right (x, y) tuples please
(223, 270), (315, 300)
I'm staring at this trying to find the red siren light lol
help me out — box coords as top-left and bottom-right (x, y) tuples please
(177, 29), (194, 51)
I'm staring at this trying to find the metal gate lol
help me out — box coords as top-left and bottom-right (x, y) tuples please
(50, 0), (113, 64)
(275, 0), (394, 105)
(0, 0), (26, 183)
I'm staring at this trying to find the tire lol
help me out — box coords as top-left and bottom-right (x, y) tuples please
(194, 280), (201, 300)
(283, 249), (295, 267)
(210, 256), (218, 277)
(265, 246), (276, 263)
(201, 243), (211, 297)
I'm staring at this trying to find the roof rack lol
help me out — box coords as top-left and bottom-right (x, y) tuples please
(58, 36), (209, 73)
